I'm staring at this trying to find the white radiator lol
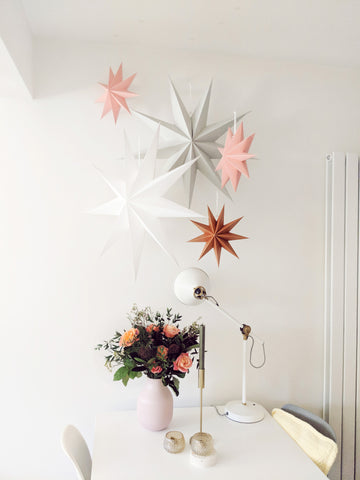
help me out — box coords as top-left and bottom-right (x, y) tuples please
(324, 153), (359, 480)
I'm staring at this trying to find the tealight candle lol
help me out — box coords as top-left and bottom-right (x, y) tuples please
(163, 431), (185, 454)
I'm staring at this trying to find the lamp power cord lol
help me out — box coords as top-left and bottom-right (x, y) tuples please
(248, 335), (266, 369)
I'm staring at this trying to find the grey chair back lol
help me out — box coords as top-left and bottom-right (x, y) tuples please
(281, 404), (336, 443)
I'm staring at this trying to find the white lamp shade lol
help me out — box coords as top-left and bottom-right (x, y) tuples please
(174, 268), (210, 305)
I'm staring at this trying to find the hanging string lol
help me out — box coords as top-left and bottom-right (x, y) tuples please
(215, 191), (219, 217)
(137, 136), (141, 167)
(120, 130), (126, 171)
(233, 111), (237, 133)
(189, 82), (193, 115)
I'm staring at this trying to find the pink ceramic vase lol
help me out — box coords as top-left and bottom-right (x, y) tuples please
(137, 377), (173, 431)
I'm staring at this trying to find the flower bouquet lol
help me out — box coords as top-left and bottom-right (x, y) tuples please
(96, 305), (200, 396)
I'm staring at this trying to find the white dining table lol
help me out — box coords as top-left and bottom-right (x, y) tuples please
(91, 406), (327, 480)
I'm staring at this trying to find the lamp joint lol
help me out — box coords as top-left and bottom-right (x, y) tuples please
(194, 286), (207, 299)
(240, 324), (251, 340)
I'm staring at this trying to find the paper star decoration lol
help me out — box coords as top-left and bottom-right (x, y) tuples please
(135, 80), (247, 206)
(97, 63), (138, 122)
(216, 122), (255, 192)
(90, 129), (202, 277)
(189, 205), (247, 266)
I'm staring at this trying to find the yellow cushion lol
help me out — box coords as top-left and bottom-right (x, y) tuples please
(272, 408), (337, 475)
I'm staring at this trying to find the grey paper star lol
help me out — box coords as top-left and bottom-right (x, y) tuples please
(135, 80), (247, 206)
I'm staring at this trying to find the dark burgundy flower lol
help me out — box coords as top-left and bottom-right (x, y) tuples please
(137, 346), (154, 361)
(168, 344), (181, 357)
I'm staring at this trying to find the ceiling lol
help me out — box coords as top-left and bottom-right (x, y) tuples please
(19, 0), (360, 67)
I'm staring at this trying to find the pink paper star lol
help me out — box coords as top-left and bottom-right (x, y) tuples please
(97, 64), (138, 123)
(216, 122), (255, 192)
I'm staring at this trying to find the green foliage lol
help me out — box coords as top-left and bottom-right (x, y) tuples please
(96, 305), (200, 396)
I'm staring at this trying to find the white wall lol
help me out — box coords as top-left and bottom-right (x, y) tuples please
(1, 39), (360, 480)
(0, 0), (33, 96)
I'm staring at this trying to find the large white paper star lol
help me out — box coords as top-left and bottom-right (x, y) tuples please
(90, 129), (203, 277)
(135, 80), (247, 206)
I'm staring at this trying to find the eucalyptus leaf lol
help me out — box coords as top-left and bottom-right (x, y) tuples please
(168, 380), (179, 396)
(124, 358), (135, 369)
(132, 366), (146, 372)
(113, 366), (128, 381)
(185, 343), (200, 352)
(134, 357), (146, 364)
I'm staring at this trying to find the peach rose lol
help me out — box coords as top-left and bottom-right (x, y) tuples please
(173, 352), (193, 373)
(119, 328), (139, 347)
(146, 324), (160, 333)
(163, 324), (180, 338)
(156, 345), (168, 360)
(151, 365), (163, 374)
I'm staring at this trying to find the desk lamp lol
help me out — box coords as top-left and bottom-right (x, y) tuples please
(174, 267), (266, 423)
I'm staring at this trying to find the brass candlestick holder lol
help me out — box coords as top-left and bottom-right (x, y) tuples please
(189, 362), (217, 467)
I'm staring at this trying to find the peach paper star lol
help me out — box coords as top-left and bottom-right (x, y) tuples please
(189, 205), (247, 266)
(216, 122), (255, 191)
(97, 64), (138, 123)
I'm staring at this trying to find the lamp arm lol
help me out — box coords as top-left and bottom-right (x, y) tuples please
(205, 297), (264, 345)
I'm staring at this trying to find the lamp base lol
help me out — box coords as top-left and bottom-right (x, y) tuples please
(224, 400), (265, 423)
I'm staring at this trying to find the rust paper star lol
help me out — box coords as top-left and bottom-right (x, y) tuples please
(216, 122), (255, 192)
(189, 206), (247, 266)
(97, 63), (138, 122)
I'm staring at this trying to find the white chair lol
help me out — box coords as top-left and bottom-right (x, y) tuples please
(61, 425), (92, 480)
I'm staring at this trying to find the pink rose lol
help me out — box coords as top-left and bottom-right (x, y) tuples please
(119, 328), (139, 347)
(156, 345), (168, 360)
(173, 352), (193, 373)
(151, 365), (163, 374)
(146, 324), (160, 333)
(163, 324), (180, 338)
